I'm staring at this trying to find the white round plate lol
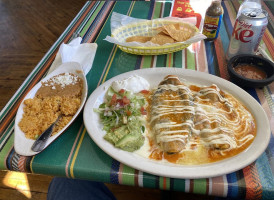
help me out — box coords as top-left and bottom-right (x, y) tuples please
(83, 68), (270, 179)
(14, 62), (88, 156)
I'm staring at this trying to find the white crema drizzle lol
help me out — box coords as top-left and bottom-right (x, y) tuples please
(150, 82), (255, 153)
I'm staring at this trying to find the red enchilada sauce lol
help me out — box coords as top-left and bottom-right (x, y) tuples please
(234, 64), (267, 80)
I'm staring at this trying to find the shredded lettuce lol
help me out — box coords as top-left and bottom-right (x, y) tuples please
(94, 86), (147, 152)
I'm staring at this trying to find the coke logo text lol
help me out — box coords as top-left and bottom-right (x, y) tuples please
(232, 20), (254, 43)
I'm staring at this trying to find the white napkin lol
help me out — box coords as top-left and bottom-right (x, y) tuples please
(48, 37), (98, 75)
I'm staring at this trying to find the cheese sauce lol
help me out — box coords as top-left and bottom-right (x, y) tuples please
(144, 76), (256, 165)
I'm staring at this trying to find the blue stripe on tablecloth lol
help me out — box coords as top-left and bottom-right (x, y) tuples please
(226, 172), (239, 198)
(110, 159), (120, 184)
(266, 134), (274, 161)
(222, 1), (234, 39)
(205, 41), (216, 75)
(236, 170), (246, 199)
(135, 55), (142, 70)
(81, 1), (111, 43)
(75, 2), (101, 42)
(6, 148), (15, 170)
(219, 16), (230, 56)
(245, 88), (260, 103)
(147, 0), (155, 19)
(256, 153), (274, 200)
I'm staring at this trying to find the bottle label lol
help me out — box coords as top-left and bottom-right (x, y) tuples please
(202, 14), (222, 39)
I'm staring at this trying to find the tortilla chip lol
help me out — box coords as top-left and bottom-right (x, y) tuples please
(163, 24), (193, 42)
(155, 26), (165, 32)
(126, 36), (152, 43)
(157, 31), (169, 36)
(150, 34), (175, 45)
(172, 23), (180, 30)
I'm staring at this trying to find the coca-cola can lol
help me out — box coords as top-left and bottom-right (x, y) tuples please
(226, 8), (268, 60)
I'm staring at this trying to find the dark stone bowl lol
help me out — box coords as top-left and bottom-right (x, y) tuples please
(227, 54), (274, 88)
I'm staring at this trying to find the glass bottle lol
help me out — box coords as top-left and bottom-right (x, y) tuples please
(202, 0), (224, 41)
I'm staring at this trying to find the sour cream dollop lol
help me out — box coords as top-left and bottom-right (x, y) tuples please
(111, 75), (150, 93)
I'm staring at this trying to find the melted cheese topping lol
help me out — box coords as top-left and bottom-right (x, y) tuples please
(144, 76), (256, 165)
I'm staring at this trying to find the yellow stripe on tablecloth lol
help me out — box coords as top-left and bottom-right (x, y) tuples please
(102, 46), (118, 84)
(70, 129), (87, 178)
(128, 1), (136, 16)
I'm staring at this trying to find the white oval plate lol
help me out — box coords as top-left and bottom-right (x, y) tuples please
(14, 62), (88, 156)
(83, 68), (270, 179)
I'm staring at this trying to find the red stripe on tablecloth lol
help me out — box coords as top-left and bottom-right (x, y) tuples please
(192, 44), (197, 71)
(262, 30), (274, 60)
(86, 2), (115, 43)
(196, 41), (207, 73)
(118, 163), (124, 184)
(211, 176), (225, 197)
(134, 169), (139, 186)
(18, 156), (27, 172)
(206, 178), (210, 196)
(243, 163), (263, 200)
(189, 179), (194, 193)
(214, 36), (229, 80)
(163, 177), (167, 190)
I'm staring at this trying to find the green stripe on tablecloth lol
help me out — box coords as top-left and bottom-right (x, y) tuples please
(78, 2), (103, 37)
(166, 53), (173, 67)
(163, 1), (171, 16)
(173, 50), (182, 68)
(106, 49), (138, 81)
(30, 118), (86, 176)
(142, 56), (153, 68)
(142, 172), (158, 188)
(186, 48), (195, 70)
(193, 179), (207, 195)
(0, 134), (13, 169)
(121, 165), (135, 186)
(156, 55), (167, 67)
(153, 1), (162, 19)
(66, 126), (87, 178)
(0, 120), (15, 147)
(159, 177), (170, 190)
(70, 132), (113, 182)
(173, 178), (186, 191)
(130, 1), (151, 19)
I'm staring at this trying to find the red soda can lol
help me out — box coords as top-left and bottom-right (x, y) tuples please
(226, 8), (268, 60)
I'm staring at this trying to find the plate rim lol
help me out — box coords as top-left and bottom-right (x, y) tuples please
(83, 67), (271, 179)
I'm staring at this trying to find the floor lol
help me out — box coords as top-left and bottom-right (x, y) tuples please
(0, 1), (216, 199)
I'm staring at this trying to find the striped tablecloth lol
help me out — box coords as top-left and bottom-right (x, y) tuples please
(0, 1), (273, 199)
